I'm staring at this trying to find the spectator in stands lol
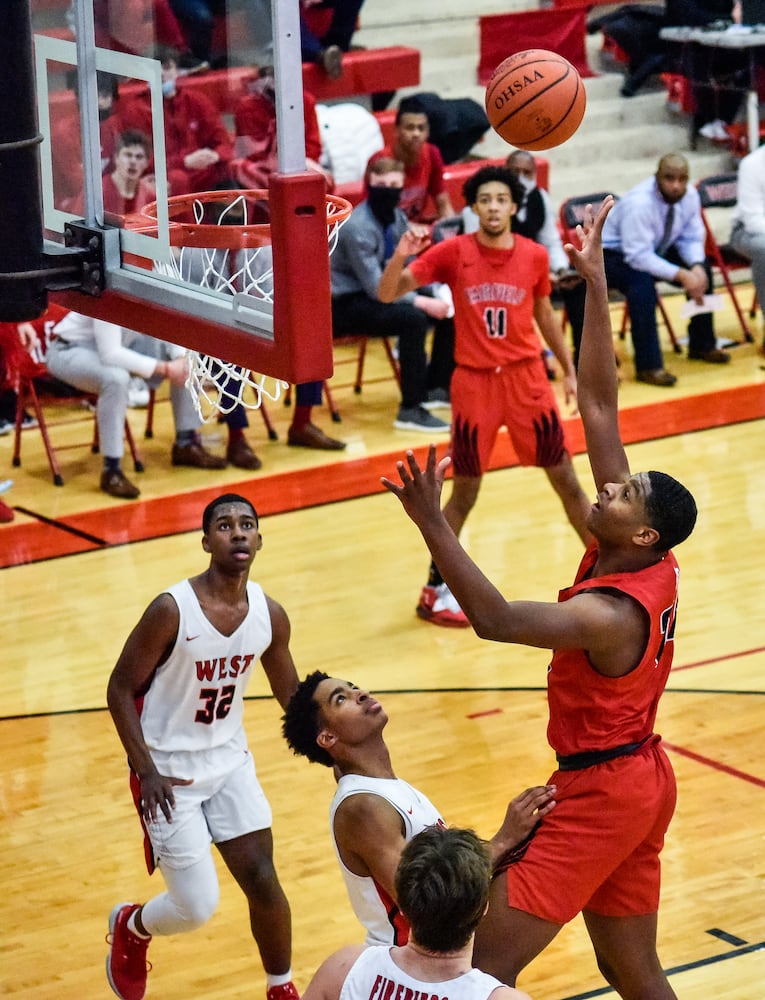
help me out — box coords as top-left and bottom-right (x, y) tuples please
(368, 96), (455, 223)
(100, 129), (155, 219)
(50, 72), (125, 214)
(602, 152), (731, 387)
(730, 139), (765, 347)
(121, 45), (233, 195)
(378, 165), (589, 627)
(45, 312), (228, 499)
(231, 66), (332, 190)
(67, 0), (193, 60)
(299, 0), (367, 79)
(663, 0), (746, 140)
(332, 157), (453, 433)
(504, 150), (586, 367)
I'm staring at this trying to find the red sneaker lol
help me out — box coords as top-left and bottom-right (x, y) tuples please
(416, 584), (470, 628)
(0, 498), (13, 523)
(267, 982), (300, 1000)
(106, 903), (151, 1000)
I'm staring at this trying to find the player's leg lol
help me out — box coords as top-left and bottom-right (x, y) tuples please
(217, 827), (293, 975)
(582, 910), (677, 1000)
(472, 874), (562, 985)
(543, 456), (592, 545)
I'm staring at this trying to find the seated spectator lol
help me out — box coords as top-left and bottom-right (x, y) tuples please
(602, 152), (731, 386)
(50, 72), (125, 214)
(121, 45), (233, 195)
(68, 0), (192, 59)
(400, 92), (490, 164)
(664, 0), (747, 139)
(231, 66), (332, 190)
(299, 0), (367, 79)
(331, 157), (453, 432)
(367, 96), (454, 223)
(45, 311), (229, 499)
(730, 139), (765, 348)
(503, 150), (586, 367)
(101, 129), (155, 219)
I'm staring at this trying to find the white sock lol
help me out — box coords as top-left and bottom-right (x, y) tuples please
(266, 972), (293, 989)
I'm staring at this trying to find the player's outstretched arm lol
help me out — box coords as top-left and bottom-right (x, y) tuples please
(565, 196), (630, 490)
(382, 447), (609, 649)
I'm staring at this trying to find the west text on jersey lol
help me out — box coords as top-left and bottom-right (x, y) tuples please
(195, 654), (256, 680)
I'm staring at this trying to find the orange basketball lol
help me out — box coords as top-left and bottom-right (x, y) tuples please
(484, 49), (586, 151)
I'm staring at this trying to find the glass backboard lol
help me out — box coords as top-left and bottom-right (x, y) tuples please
(24, 0), (335, 382)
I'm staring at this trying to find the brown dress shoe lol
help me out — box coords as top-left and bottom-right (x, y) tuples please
(287, 422), (347, 451)
(635, 368), (677, 387)
(227, 437), (262, 470)
(100, 469), (140, 499)
(687, 348), (731, 364)
(171, 440), (228, 469)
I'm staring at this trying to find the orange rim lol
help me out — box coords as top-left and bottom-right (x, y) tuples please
(133, 189), (353, 249)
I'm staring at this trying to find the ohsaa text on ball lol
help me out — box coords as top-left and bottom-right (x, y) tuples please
(491, 69), (545, 110)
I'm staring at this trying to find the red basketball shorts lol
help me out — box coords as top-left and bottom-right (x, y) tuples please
(449, 356), (569, 477)
(503, 739), (677, 924)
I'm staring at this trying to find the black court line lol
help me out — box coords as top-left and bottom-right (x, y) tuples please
(707, 928), (749, 947)
(3, 686), (765, 723)
(13, 506), (108, 545)
(563, 940), (765, 998)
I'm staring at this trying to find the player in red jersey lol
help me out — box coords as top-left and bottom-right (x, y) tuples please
(379, 165), (591, 627)
(382, 197), (695, 1000)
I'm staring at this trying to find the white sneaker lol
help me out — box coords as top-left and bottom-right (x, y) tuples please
(416, 583), (470, 627)
(393, 405), (450, 432)
(128, 378), (150, 408)
(698, 119), (729, 141)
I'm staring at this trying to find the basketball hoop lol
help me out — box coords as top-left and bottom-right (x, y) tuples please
(133, 187), (352, 419)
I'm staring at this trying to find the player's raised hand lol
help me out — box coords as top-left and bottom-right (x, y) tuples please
(565, 195), (613, 283)
(396, 225), (431, 259)
(381, 445), (450, 526)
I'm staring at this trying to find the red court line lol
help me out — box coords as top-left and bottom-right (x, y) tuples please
(3, 381), (765, 568)
(663, 742), (765, 789)
(672, 645), (765, 671)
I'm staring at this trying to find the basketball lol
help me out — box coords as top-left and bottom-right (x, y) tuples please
(484, 49), (586, 151)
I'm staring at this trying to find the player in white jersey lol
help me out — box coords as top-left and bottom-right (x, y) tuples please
(282, 672), (556, 945)
(302, 826), (531, 1000)
(106, 494), (300, 1000)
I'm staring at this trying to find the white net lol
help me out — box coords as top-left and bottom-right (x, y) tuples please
(144, 190), (349, 420)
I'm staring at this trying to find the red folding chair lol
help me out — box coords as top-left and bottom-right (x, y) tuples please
(559, 193), (682, 353)
(696, 173), (755, 343)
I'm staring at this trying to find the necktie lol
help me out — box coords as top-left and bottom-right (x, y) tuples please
(383, 224), (395, 262)
(657, 203), (675, 257)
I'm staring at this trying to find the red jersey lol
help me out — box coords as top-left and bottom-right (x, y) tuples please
(408, 233), (551, 369)
(121, 88), (233, 191)
(234, 89), (322, 163)
(101, 173), (154, 218)
(368, 142), (446, 222)
(547, 543), (680, 757)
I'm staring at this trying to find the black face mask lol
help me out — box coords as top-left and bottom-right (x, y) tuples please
(367, 185), (402, 226)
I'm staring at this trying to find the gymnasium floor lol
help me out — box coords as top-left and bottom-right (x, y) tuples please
(2, 296), (764, 997)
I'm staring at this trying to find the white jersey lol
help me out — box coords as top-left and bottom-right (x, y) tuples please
(138, 579), (272, 753)
(340, 946), (503, 1000)
(330, 775), (444, 946)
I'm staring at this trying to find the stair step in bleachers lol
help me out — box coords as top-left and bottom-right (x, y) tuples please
(43, 45), (420, 119)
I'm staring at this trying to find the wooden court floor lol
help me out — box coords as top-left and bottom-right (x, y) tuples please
(1, 298), (764, 997)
